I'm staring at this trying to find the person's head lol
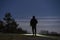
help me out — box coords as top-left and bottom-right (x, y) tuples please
(32, 16), (35, 19)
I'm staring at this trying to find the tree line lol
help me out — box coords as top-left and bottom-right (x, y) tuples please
(0, 12), (28, 34)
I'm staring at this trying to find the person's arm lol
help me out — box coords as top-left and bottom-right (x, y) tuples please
(36, 19), (38, 24)
(30, 19), (32, 26)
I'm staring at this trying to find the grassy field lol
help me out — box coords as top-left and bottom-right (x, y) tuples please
(0, 33), (60, 40)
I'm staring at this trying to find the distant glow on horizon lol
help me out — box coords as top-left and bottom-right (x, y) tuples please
(16, 17), (60, 33)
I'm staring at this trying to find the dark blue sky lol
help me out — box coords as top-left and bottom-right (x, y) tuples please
(0, 0), (60, 19)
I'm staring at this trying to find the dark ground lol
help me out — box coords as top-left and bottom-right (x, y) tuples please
(0, 33), (60, 40)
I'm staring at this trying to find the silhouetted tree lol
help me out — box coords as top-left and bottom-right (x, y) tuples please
(0, 12), (28, 34)
(17, 28), (28, 34)
(0, 20), (4, 32)
(3, 12), (18, 33)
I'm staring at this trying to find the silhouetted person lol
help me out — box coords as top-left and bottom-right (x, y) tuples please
(30, 16), (38, 36)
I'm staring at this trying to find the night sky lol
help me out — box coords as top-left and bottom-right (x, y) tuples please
(0, 0), (60, 33)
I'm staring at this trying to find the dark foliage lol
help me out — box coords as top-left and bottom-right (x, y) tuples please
(3, 12), (17, 33)
(40, 30), (60, 36)
(0, 12), (28, 34)
(0, 20), (4, 32)
(17, 28), (28, 34)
